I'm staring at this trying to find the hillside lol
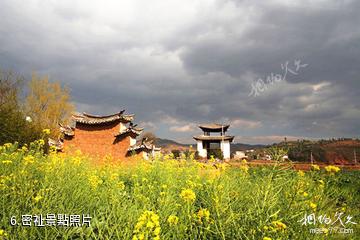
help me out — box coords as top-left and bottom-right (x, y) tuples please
(155, 138), (360, 164)
(154, 138), (188, 147)
(273, 139), (360, 164)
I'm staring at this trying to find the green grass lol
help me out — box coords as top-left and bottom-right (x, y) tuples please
(0, 141), (359, 239)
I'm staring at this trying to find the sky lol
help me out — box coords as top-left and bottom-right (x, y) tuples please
(0, 0), (359, 144)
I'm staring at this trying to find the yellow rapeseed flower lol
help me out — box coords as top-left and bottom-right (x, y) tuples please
(72, 156), (82, 165)
(197, 208), (210, 222)
(239, 165), (249, 173)
(303, 192), (309, 197)
(324, 165), (340, 174)
(110, 173), (119, 181)
(310, 202), (317, 210)
(88, 175), (103, 189)
(217, 163), (227, 171)
(167, 215), (179, 226)
(298, 170), (305, 177)
(0, 229), (8, 238)
(154, 227), (161, 235)
(42, 129), (51, 135)
(4, 143), (12, 148)
(2, 160), (12, 164)
(146, 221), (155, 229)
(272, 220), (287, 231)
(33, 195), (42, 202)
(311, 164), (320, 171)
(117, 181), (125, 190)
(263, 237), (272, 240)
(24, 155), (35, 165)
(75, 149), (82, 155)
(180, 189), (196, 203)
(133, 210), (160, 240)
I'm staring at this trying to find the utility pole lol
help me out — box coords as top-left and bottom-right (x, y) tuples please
(221, 125), (224, 153)
(310, 151), (314, 164)
(355, 149), (357, 165)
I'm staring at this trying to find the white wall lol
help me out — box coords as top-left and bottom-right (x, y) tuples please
(119, 122), (127, 133)
(197, 140), (207, 158)
(222, 140), (231, 159)
(130, 137), (136, 146)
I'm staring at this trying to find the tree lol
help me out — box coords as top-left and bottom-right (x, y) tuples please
(24, 73), (74, 138)
(0, 69), (22, 108)
(140, 131), (157, 143)
(0, 70), (40, 145)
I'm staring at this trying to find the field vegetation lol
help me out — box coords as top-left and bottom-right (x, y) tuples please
(0, 139), (359, 239)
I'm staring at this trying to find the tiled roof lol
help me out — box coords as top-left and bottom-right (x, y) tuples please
(48, 138), (63, 150)
(72, 111), (134, 125)
(199, 123), (230, 132)
(59, 124), (74, 136)
(128, 138), (161, 152)
(193, 135), (234, 142)
(115, 124), (144, 137)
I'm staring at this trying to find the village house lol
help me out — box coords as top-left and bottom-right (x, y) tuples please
(50, 110), (159, 160)
(193, 123), (234, 160)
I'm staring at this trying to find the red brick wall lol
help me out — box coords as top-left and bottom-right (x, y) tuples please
(63, 121), (130, 160)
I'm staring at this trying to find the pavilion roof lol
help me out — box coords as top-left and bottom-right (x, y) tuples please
(72, 111), (134, 125)
(199, 123), (230, 132)
(193, 135), (234, 142)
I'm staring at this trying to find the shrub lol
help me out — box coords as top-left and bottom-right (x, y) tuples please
(207, 149), (223, 160)
(171, 149), (180, 159)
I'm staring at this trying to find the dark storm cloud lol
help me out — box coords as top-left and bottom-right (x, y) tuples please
(0, 0), (359, 143)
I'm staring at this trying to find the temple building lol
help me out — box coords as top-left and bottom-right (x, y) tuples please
(50, 110), (158, 160)
(193, 123), (234, 160)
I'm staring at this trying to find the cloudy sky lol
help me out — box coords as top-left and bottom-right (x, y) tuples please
(0, 0), (359, 144)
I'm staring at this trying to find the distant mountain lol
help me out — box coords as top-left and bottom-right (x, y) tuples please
(155, 138), (266, 151)
(154, 138), (188, 147)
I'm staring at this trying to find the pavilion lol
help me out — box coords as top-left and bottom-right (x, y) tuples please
(193, 123), (234, 160)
